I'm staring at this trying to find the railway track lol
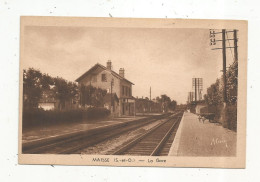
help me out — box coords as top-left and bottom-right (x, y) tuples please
(109, 112), (183, 156)
(23, 113), (176, 154)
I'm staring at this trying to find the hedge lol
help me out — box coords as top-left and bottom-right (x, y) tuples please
(226, 104), (237, 131)
(22, 108), (110, 128)
(206, 104), (237, 131)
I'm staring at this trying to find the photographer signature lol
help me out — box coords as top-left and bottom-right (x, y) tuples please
(210, 138), (228, 148)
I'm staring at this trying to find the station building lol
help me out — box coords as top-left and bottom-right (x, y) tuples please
(75, 61), (135, 117)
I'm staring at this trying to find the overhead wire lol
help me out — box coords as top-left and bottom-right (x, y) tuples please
(225, 31), (235, 62)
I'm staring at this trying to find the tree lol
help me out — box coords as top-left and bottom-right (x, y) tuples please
(41, 73), (54, 90)
(204, 59), (238, 106)
(226, 59), (238, 104)
(169, 100), (177, 111)
(204, 78), (222, 106)
(80, 85), (107, 107)
(203, 59), (238, 130)
(160, 94), (171, 113)
(53, 77), (78, 110)
(155, 96), (161, 103)
(23, 68), (43, 109)
(23, 68), (79, 110)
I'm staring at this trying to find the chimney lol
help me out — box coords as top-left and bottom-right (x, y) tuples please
(107, 60), (112, 70)
(119, 68), (125, 78)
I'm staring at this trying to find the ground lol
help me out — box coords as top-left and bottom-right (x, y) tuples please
(169, 112), (237, 156)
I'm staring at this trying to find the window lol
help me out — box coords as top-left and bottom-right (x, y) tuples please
(101, 74), (107, 82)
(111, 78), (114, 86)
(92, 75), (97, 82)
(126, 87), (128, 96)
(129, 87), (131, 96)
(122, 86), (124, 95)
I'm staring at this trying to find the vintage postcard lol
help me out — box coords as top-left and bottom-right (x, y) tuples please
(19, 16), (247, 168)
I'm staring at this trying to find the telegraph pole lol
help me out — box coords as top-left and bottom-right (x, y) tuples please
(209, 29), (238, 128)
(210, 29), (238, 103)
(194, 78), (197, 102)
(222, 29), (227, 103)
(111, 79), (114, 113)
(192, 78), (203, 102)
(150, 86), (151, 100)
(234, 30), (238, 61)
(149, 86), (151, 112)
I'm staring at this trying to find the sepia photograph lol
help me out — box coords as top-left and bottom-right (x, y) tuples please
(19, 17), (247, 168)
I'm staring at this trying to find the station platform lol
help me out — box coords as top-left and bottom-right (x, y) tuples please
(168, 112), (237, 156)
(22, 116), (147, 144)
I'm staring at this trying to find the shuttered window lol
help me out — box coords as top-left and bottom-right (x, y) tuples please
(101, 74), (107, 82)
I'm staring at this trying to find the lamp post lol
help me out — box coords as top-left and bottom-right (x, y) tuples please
(111, 78), (114, 113)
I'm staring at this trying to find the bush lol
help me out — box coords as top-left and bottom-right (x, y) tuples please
(83, 107), (111, 120)
(203, 59), (238, 131)
(22, 108), (110, 128)
(226, 104), (237, 131)
(205, 104), (237, 131)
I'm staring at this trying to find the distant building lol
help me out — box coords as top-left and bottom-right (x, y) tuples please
(76, 61), (135, 116)
(38, 90), (79, 111)
(38, 90), (56, 110)
(135, 98), (162, 113)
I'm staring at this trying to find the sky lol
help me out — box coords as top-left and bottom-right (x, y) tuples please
(23, 26), (236, 104)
